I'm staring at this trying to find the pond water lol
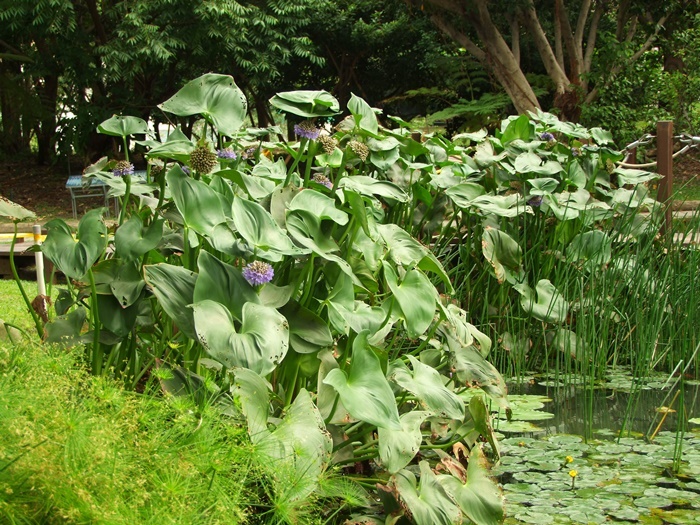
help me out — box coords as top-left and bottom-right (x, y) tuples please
(490, 372), (700, 524)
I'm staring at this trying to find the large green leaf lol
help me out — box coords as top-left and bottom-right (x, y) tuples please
(389, 356), (464, 420)
(384, 264), (437, 338)
(286, 209), (359, 283)
(323, 331), (401, 430)
(217, 169), (276, 200)
(566, 230), (611, 269)
(288, 189), (348, 225)
(451, 345), (509, 412)
(438, 446), (504, 525)
(269, 90), (340, 118)
(96, 293), (139, 338)
(0, 196), (35, 221)
(97, 115), (148, 138)
(193, 251), (259, 321)
(166, 165), (228, 236)
(339, 176), (408, 202)
(192, 300), (289, 376)
(144, 263), (197, 339)
(348, 93), (379, 135)
(232, 197), (307, 261)
(445, 183), (486, 207)
(108, 259), (145, 309)
(378, 410), (430, 474)
(482, 227), (524, 284)
(114, 215), (164, 262)
(514, 279), (568, 324)
(159, 73), (247, 136)
(394, 461), (462, 525)
(44, 307), (87, 345)
(42, 208), (107, 280)
(513, 152), (563, 175)
(257, 389), (333, 503)
(469, 194), (528, 217)
(500, 114), (533, 144)
(280, 300), (333, 354)
(377, 223), (452, 291)
(233, 367), (271, 442)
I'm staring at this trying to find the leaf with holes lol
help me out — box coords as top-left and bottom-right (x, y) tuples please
(378, 410), (430, 473)
(192, 300), (289, 376)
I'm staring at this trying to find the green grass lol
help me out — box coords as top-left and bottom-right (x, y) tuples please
(0, 341), (258, 524)
(0, 281), (363, 524)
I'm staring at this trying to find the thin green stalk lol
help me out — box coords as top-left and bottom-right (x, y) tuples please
(284, 137), (308, 186)
(9, 222), (43, 338)
(87, 268), (103, 375)
(119, 174), (131, 226)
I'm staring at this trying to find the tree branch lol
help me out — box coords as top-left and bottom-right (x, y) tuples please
(508, 15), (520, 66)
(429, 14), (486, 63)
(585, 13), (670, 104)
(554, 6), (565, 71)
(520, 0), (570, 90)
(574, 0), (592, 48)
(582, 3), (603, 77)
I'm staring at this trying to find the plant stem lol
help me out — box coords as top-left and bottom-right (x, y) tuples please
(87, 268), (103, 375)
(9, 222), (43, 338)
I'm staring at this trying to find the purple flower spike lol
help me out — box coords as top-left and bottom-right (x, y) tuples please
(217, 148), (237, 160)
(181, 165), (191, 175)
(539, 132), (556, 142)
(528, 196), (543, 207)
(242, 260), (274, 287)
(571, 147), (582, 157)
(294, 121), (321, 140)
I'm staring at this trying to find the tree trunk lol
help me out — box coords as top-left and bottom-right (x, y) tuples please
(0, 62), (30, 155)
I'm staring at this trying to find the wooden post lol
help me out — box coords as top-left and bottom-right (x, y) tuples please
(656, 121), (673, 237)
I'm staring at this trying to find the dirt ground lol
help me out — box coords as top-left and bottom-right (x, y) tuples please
(1, 149), (699, 221)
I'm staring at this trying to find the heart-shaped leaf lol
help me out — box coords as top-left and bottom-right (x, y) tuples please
(384, 264), (437, 338)
(97, 115), (149, 138)
(159, 73), (247, 136)
(394, 461), (462, 525)
(232, 197), (308, 261)
(42, 208), (107, 280)
(482, 227), (523, 284)
(389, 356), (464, 420)
(192, 300), (289, 376)
(115, 215), (164, 262)
(438, 445), (504, 525)
(323, 331), (401, 430)
(166, 165), (228, 236)
(194, 251), (259, 321)
(0, 196), (35, 221)
(280, 300), (333, 354)
(378, 410), (430, 473)
(514, 279), (568, 324)
(348, 93), (379, 136)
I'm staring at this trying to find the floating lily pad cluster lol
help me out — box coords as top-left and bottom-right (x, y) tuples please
(497, 431), (700, 524)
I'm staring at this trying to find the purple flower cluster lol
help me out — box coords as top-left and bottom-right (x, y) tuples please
(527, 196), (543, 207)
(313, 174), (333, 189)
(112, 161), (135, 177)
(242, 260), (274, 287)
(181, 165), (191, 175)
(294, 121), (321, 141)
(539, 132), (556, 142)
(217, 148), (237, 160)
(571, 147), (582, 157)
